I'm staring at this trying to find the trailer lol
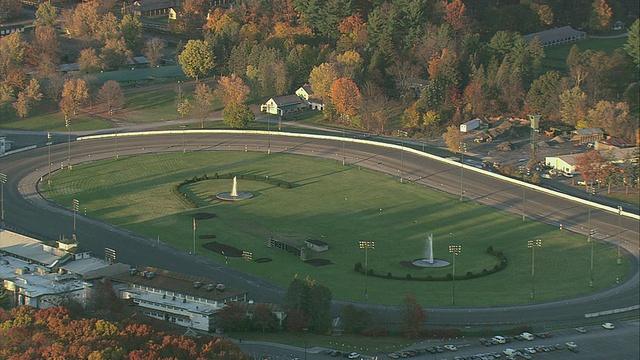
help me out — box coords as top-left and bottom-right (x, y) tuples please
(460, 118), (481, 132)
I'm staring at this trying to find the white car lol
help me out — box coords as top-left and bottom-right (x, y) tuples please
(602, 322), (615, 330)
(524, 347), (536, 354)
(347, 353), (360, 359)
(443, 345), (457, 351)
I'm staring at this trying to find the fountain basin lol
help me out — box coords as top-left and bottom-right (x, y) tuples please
(216, 192), (253, 201)
(411, 258), (451, 268)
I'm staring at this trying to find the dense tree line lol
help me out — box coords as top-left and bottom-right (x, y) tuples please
(1, 1), (638, 138)
(0, 305), (249, 359)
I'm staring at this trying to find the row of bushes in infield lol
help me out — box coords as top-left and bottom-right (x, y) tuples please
(172, 173), (294, 208)
(354, 246), (507, 281)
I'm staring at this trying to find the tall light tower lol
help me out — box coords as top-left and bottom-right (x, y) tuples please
(342, 129), (346, 166)
(0, 172), (6, 227)
(589, 228), (597, 287)
(528, 114), (540, 168)
(617, 206), (623, 265)
(359, 240), (375, 300)
(72, 199), (79, 235)
(47, 132), (52, 185)
(528, 239), (542, 299)
(459, 142), (467, 201)
(66, 118), (71, 170)
(449, 245), (462, 305)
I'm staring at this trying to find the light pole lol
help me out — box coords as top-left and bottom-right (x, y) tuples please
(400, 144), (404, 183)
(193, 217), (196, 255)
(0, 172), (6, 227)
(72, 198), (79, 236)
(66, 118), (71, 170)
(521, 172), (526, 222)
(47, 132), (52, 185)
(449, 245), (462, 305)
(586, 186), (596, 233)
(617, 206), (623, 265)
(459, 142), (467, 201)
(589, 228), (597, 287)
(359, 240), (375, 301)
(267, 111), (271, 155)
(342, 129), (346, 166)
(115, 128), (119, 160)
(528, 239), (542, 300)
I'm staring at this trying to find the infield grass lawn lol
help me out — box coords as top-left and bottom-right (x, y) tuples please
(45, 152), (628, 306)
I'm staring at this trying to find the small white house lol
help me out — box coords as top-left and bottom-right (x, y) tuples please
(261, 95), (307, 116)
(545, 154), (578, 174)
(295, 84), (324, 111)
(460, 118), (481, 133)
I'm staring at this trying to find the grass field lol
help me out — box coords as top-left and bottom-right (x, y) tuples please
(44, 151), (629, 306)
(542, 37), (628, 73)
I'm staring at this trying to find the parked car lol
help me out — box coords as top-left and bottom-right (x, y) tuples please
(347, 352), (360, 359)
(520, 332), (534, 341)
(492, 335), (507, 344)
(602, 322), (615, 330)
(443, 345), (457, 351)
(575, 326), (587, 333)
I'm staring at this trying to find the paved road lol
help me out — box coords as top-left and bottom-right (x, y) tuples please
(2, 131), (639, 329)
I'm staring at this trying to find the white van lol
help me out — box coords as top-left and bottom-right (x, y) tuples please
(520, 332), (534, 341)
(492, 335), (507, 344)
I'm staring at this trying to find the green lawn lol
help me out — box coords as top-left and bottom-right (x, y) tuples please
(0, 102), (112, 131)
(44, 152), (628, 306)
(542, 37), (628, 73)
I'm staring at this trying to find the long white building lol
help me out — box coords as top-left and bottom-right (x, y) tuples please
(111, 266), (249, 332)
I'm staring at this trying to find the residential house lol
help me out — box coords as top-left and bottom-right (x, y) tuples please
(261, 95), (307, 116)
(132, 0), (175, 17)
(234, 300), (287, 327)
(111, 266), (248, 332)
(295, 84), (324, 111)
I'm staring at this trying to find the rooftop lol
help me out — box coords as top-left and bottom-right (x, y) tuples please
(0, 230), (59, 266)
(0, 255), (89, 298)
(111, 266), (248, 302)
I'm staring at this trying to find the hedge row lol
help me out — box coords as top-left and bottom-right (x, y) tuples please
(354, 246), (507, 281)
(173, 173), (293, 208)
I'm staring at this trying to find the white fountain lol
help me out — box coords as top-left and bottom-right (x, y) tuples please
(231, 176), (238, 197)
(411, 233), (450, 268)
(216, 176), (253, 201)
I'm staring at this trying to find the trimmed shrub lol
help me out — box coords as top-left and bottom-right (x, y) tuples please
(405, 274), (412, 280)
(387, 272), (392, 278)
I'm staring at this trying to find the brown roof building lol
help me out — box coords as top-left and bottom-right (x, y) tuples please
(111, 266), (248, 331)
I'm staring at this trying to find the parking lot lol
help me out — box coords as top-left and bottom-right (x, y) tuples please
(368, 320), (639, 360)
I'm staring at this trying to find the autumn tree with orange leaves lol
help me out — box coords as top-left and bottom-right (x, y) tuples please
(574, 150), (606, 187)
(401, 293), (426, 339)
(216, 73), (250, 107)
(0, 305), (251, 359)
(330, 77), (362, 124)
